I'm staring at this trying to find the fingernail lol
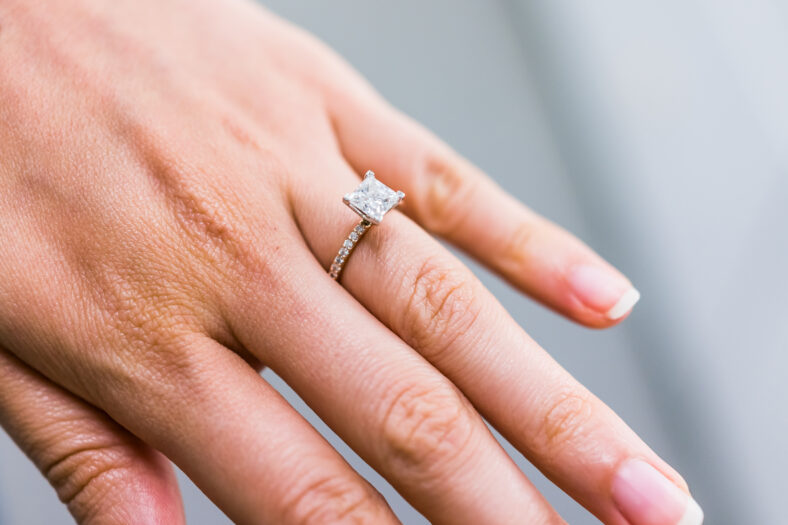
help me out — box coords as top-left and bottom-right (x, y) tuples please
(568, 265), (640, 320)
(612, 459), (704, 525)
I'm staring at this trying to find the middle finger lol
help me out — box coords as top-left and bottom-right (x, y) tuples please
(228, 233), (561, 523)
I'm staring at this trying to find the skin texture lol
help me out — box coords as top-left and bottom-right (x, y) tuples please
(0, 0), (693, 524)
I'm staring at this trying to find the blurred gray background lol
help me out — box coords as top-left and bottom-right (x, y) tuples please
(1, 0), (786, 523)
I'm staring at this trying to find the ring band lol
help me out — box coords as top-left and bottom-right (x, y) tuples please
(329, 170), (405, 281)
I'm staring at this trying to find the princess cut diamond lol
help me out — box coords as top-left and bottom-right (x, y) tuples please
(343, 171), (404, 224)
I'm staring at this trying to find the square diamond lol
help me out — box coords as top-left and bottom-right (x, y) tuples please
(343, 171), (404, 224)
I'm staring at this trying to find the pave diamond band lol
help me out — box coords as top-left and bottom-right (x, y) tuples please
(329, 171), (404, 282)
(329, 219), (372, 280)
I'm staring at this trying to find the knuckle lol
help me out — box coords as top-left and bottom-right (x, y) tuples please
(415, 151), (477, 235)
(283, 474), (387, 525)
(156, 163), (246, 262)
(98, 285), (198, 352)
(94, 332), (216, 415)
(501, 221), (537, 269)
(135, 333), (202, 383)
(403, 258), (481, 359)
(43, 443), (132, 516)
(84, 257), (224, 366)
(150, 154), (286, 286)
(379, 379), (475, 481)
(499, 217), (560, 272)
(534, 391), (596, 454)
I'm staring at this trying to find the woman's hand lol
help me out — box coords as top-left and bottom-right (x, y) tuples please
(0, 1), (700, 524)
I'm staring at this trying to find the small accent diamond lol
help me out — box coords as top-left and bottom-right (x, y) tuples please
(350, 231), (359, 241)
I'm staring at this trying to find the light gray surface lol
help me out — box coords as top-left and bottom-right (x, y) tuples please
(1, 1), (786, 523)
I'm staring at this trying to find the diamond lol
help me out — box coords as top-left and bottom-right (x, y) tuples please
(339, 247), (349, 256)
(343, 240), (353, 248)
(350, 231), (359, 241)
(343, 171), (404, 224)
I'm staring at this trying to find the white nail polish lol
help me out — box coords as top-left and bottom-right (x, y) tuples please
(605, 288), (641, 320)
(677, 496), (704, 525)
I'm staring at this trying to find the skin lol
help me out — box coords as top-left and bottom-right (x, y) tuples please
(0, 0), (689, 523)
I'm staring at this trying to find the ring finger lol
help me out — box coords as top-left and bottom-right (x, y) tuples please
(290, 162), (702, 525)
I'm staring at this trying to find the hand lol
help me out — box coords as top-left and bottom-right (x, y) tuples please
(0, 1), (700, 524)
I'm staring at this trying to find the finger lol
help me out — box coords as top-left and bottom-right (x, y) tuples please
(26, 335), (397, 525)
(325, 88), (639, 327)
(229, 244), (564, 524)
(291, 165), (702, 525)
(0, 347), (184, 525)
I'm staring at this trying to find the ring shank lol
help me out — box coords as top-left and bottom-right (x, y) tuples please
(329, 219), (372, 281)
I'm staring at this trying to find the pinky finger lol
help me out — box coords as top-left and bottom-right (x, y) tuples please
(326, 84), (640, 327)
(0, 347), (184, 525)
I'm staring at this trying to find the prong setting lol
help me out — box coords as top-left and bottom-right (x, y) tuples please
(343, 171), (404, 224)
(330, 171), (404, 281)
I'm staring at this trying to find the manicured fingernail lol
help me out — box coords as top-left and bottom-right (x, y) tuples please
(568, 265), (640, 320)
(612, 459), (703, 525)
(607, 288), (641, 320)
